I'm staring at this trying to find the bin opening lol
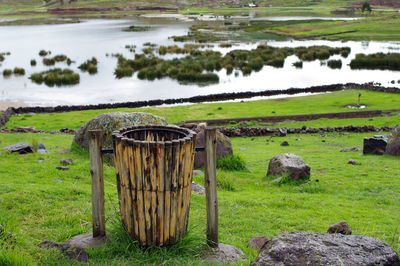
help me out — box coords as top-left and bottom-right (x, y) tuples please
(116, 126), (193, 142)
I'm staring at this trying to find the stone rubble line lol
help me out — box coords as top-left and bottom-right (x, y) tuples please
(0, 125), (392, 136)
(0, 82), (399, 129)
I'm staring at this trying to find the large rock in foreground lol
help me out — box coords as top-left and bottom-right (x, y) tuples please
(251, 232), (400, 266)
(267, 153), (310, 180)
(386, 125), (400, 156)
(73, 112), (167, 150)
(194, 129), (233, 168)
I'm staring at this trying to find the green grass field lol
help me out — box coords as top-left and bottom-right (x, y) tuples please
(0, 130), (399, 264)
(6, 89), (400, 131)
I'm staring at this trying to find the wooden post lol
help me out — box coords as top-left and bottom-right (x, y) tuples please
(205, 127), (218, 247)
(89, 130), (106, 237)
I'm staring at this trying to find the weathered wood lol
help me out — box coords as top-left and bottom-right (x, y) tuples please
(170, 140), (180, 244)
(112, 126), (196, 246)
(134, 141), (146, 245)
(156, 142), (165, 246)
(89, 130), (106, 237)
(205, 127), (218, 247)
(164, 141), (172, 245)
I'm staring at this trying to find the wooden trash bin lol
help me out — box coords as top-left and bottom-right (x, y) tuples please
(112, 125), (197, 246)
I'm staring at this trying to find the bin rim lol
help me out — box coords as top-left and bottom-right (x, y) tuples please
(112, 125), (197, 144)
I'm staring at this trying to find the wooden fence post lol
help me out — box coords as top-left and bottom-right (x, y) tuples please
(205, 127), (218, 247)
(89, 130), (106, 237)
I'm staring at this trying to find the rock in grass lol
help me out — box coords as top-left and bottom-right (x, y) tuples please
(248, 236), (269, 250)
(280, 141), (289, 146)
(193, 170), (203, 176)
(73, 112), (167, 152)
(2, 142), (33, 154)
(386, 125), (400, 156)
(347, 159), (358, 165)
(60, 159), (73, 165)
(341, 146), (361, 152)
(267, 153), (310, 181)
(363, 135), (389, 155)
(206, 243), (246, 264)
(327, 220), (352, 235)
(37, 143), (49, 154)
(192, 182), (205, 195)
(56, 166), (69, 171)
(251, 232), (400, 266)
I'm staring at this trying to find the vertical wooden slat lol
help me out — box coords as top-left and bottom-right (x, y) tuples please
(156, 142), (165, 246)
(205, 128), (218, 247)
(149, 141), (158, 245)
(164, 141), (172, 245)
(122, 138), (133, 236)
(170, 140), (180, 244)
(176, 139), (185, 240)
(134, 141), (146, 245)
(89, 130), (106, 237)
(128, 140), (139, 239)
(142, 141), (152, 245)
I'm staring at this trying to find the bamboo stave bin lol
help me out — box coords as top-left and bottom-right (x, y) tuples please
(112, 125), (197, 246)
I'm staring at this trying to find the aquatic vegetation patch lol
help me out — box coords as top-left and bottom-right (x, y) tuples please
(13, 67), (25, 75)
(30, 59), (37, 66)
(122, 25), (151, 32)
(43, 54), (72, 66)
(39, 50), (50, 57)
(0, 52), (10, 62)
(327, 59), (342, 69)
(114, 44), (350, 85)
(30, 68), (80, 87)
(2, 69), (12, 77)
(293, 61), (303, 68)
(350, 53), (400, 71)
(78, 57), (98, 74)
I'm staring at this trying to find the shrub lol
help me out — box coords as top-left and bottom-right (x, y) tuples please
(30, 68), (80, 87)
(30, 59), (37, 66)
(13, 67), (25, 75)
(39, 50), (49, 57)
(43, 58), (55, 66)
(293, 61), (303, 68)
(217, 155), (246, 171)
(2, 69), (12, 77)
(327, 59), (342, 69)
(114, 66), (133, 79)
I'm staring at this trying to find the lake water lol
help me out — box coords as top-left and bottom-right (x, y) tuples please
(0, 17), (399, 108)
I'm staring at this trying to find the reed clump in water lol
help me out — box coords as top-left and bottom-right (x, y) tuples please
(78, 57), (98, 74)
(327, 59), (342, 69)
(350, 53), (400, 70)
(30, 68), (80, 87)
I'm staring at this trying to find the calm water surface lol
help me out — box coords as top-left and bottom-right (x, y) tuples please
(0, 18), (399, 107)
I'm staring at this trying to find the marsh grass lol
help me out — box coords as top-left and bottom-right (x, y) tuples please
(293, 61), (303, 68)
(13, 67), (25, 75)
(2, 69), (12, 77)
(78, 57), (98, 74)
(122, 25), (150, 32)
(39, 50), (50, 57)
(30, 59), (36, 66)
(350, 53), (400, 70)
(30, 68), (80, 87)
(327, 59), (342, 69)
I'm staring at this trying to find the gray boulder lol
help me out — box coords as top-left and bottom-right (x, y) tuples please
(73, 112), (167, 151)
(363, 135), (389, 155)
(251, 232), (400, 266)
(267, 153), (310, 181)
(2, 142), (33, 154)
(206, 243), (246, 264)
(194, 129), (233, 168)
(386, 125), (400, 156)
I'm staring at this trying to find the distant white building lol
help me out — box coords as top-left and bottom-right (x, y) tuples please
(248, 3), (258, 8)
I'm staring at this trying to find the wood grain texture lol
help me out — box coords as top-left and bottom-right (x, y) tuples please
(205, 127), (218, 247)
(89, 130), (106, 237)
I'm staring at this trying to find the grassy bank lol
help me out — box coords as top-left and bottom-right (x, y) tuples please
(0, 130), (399, 264)
(6, 89), (400, 131)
